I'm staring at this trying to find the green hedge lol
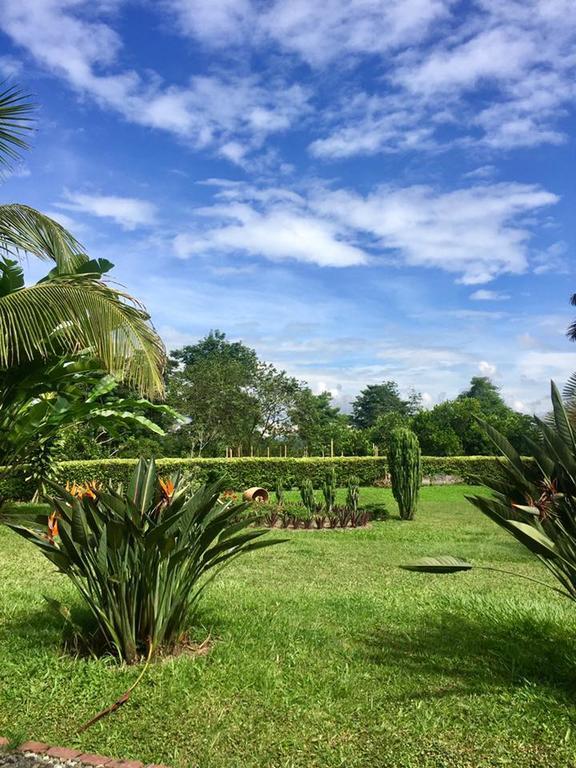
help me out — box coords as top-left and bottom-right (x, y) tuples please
(0, 455), (521, 501)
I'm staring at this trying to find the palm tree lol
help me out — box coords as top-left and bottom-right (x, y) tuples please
(0, 84), (165, 399)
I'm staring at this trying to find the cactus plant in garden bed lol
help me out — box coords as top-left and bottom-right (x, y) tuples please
(251, 475), (374, 529)
(0, 459), (283, 663)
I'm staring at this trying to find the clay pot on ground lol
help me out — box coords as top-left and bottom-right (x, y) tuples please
(243, 487), (269, 502)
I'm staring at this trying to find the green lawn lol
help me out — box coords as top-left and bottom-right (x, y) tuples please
(2, 485), (576, 768)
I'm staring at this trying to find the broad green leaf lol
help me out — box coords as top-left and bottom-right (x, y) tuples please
(401, 556), (474, 573)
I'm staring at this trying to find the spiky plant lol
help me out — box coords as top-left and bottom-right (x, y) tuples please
(403, 383), (576, 601)
(299, 478), (316, 516)
(388, 428), (421, 520)
(1, 459), (283, 662)
(322, 468), (336, 514)
(346, 475), (360, 515)
(275, 476), (285, 506)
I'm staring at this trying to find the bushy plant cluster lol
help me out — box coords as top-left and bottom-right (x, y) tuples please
(249, 472), (382, 529)
(1, 460), (281, 662)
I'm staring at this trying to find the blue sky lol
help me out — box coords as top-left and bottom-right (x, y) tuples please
(0, 0), (574, 413)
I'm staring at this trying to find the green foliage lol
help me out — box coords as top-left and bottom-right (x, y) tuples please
(322, 467), (336, 513)
(299, 478), (316, 515)
(0, 355), (178, 496)
(274, 476), (285, 505)
(389, 428), (421, 520)
(403, 383), (576, 600)
(1, 459), (281, 662)
(346, 475), (360, 514)
(351, 381), (420, 429)
(411, 394), (539, 456)
(166, 331), (301, 456)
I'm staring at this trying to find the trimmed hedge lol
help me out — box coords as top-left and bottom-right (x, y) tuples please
(0, 455), (520, 501)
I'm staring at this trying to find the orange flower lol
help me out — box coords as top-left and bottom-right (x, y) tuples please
(159, 477), (175, 500)
(66, 480), (100, 499)
(47, 512), (59, 542)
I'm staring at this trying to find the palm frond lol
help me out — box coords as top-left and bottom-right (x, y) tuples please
(0, 204), (87, 272)
(0, 83), (34, 167)
(0, 280), (166, 398)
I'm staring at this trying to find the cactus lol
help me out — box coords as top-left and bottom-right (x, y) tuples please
(322, 467), (336, 514)
(299, 478), (316, 515)
(275, 476), (285, 506)
(346, 475), (360, 515)
(388, 428), (421, 520)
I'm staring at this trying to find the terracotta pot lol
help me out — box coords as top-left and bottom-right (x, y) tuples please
(243, 487), (269, 502)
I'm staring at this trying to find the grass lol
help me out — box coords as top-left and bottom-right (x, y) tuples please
(2, 485), (576, 767)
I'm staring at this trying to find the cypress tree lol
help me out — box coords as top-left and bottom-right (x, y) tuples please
(388, 428), (421, 520)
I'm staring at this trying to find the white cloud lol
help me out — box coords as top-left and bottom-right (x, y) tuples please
(0, 54), (22, 77)
(174, 205), (368, 267)
(58, 192), (157, 229)
(169, 0), (451, 65)
(470, 289), (510, 301)
(478, 360), (497, 377)
(174, 179), (558, 281)
(306, 0), (576, 156)
(518, 351), (576, 384)
(313, 182), (557, 284)
(0, 0), (309, 162)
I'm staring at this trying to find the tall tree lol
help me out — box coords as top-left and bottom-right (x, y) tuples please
(351, 381), (419, 429)
(290, 389), (345, 454)
(167, 331), (257, 456)
(458, 376), (507, 416)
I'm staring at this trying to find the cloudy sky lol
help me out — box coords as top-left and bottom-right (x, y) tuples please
(0, 0), (574, 413)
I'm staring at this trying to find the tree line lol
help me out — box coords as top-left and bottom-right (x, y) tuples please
(59, 330), (539, 460)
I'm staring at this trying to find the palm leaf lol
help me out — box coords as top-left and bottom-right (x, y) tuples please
(401, 556), (474, 573)
(0, 204), (87, 273)
(0, 84), (34, 167)
(0, 280), (165, 397)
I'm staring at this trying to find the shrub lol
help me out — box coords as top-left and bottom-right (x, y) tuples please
(0, 455), (528, 502)
(403, 383), (576, 601)
(389, 428), (421, 520)
(1, 459), (282, 662)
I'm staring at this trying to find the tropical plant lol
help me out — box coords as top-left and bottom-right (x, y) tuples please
(346, 475), (360, 515)
(1, 459), (283, 662)
(275, 476), (285, 506)
(0, 83), (167, 490)
(322, 467), (336, 514)
(0, 355), (178, 495)
(402, 383), (576, 601)
(299, 478), (316, 515)
(388, 428), (421, 520)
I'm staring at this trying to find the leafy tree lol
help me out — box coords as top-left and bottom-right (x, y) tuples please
(458, 376), (507, 416)
(166, 331), (303, 456)
(369, 411), (410, 454)
(246, 363), (301, 447)
(290, 389), (344, 454)
(166, 331), (257, 456)
(351, 381), (419, 429)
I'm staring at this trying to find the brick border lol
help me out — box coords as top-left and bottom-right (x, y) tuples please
(0, 737), (168, 768)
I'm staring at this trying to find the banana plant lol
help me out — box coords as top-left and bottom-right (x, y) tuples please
(0, 354), (181, 497)
(402, 382), (576, 601)
(1, 459), (285, 662)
